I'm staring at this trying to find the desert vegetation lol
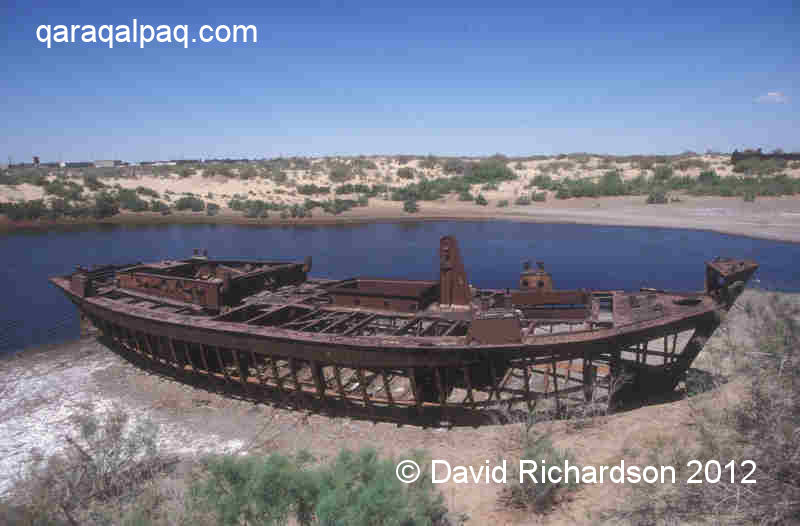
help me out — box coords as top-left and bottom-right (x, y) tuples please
(1, 407), (448, 526)
(1, 154), (799, 224)
(601, 293), (800, 525)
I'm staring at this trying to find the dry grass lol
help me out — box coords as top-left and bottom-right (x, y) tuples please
(599, 292), (800, 525)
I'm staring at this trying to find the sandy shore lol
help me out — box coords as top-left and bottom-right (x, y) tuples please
(3, 154), (800, 242)
(2, 194), (800, 244)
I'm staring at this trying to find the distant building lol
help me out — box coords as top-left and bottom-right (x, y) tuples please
(65, 161), (92, 169)
(93, 160), (116, 168)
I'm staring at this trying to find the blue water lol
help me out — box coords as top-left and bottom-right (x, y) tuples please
(1, 221), (798, 355)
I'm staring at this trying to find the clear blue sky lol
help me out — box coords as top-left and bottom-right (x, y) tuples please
(2, 1), (797, 162)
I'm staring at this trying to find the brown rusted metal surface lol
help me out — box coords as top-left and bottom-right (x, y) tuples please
(50, 236), (758, 425)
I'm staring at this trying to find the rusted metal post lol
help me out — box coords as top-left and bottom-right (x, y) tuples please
(381, 369), (394, 405)
(311, 361), (326, 400)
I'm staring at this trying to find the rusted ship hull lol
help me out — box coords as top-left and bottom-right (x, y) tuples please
(50, 238), (757, 423)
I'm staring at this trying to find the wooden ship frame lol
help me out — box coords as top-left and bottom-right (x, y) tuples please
(50, 236), (758, 425)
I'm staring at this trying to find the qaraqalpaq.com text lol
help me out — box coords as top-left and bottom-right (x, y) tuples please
(36, 20), (257, 49)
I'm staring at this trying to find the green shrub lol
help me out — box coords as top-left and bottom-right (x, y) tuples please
(397, 167), (416, 180)
(475, 193), (488, 206)
(189, 448), (445, 526)
(674, 158), (710, 171)
(501, 430), (579, 512)
(419, 155), (438, 169)
(403, 198), (419, 213)
(320, 198), (357, 215)
(298, 184), (331, 195)
(0, 199), (48, 220)
(458, 190), (474, 202)
(598, 170), (626, 196)
(697, 170), (720, 185)
(135, 186), (159, 198)
(117, 188), (149, 212)
(496, 199), (509, 208)
(733, 157), (786, 175)
(653, 165), (673, 183)
(514, 194), (531, 205)
(646, 191), (668, 204)
(43, 179), (83, 200)
(93, 192), (120, 218)
(467, 159), (516, 185)
(443, 158), (466, 174)
(329, 163), (353, 183)
(743, 190), (756, 202)
(84, 175), (106, 191)
(206, 202), (220, 216)
(532, 174), (554, 189)
(150, 200), (170, 213)
(175, 196), (205, 212)
(532, 191), (547, 202)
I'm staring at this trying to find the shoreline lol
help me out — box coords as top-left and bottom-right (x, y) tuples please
(2, 195), (800, 244)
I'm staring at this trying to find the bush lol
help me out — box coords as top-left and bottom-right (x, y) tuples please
(598, 170), (626, 196)
(419, 155), (438, 169)
(532, 174), (554, 190)
(733, 157), (786, 175)
(397, 167), (416, 180)
(10, 405), (169, 526)
(403, 198), (419, 213)
(458, 190), (474, 202)
(0, 199), (48, 220)
(496, 199), (509, 208)
(531, 191), (547, 202)
(329, 163), (353, 183)
(206, 202), (220, 216)
(442, 158), (466, 174)
(743, 190), (756, 202)
(175, 196), (205, 212)
(297, 184), (330, 196)
(514, 194), (531, 205)
(466, 159), (516, 185)
(320, 198), (357, 215)
(697, 170), (720, 185)
(646, 191), (668, 204)
(189, 448), (445, 526)
(475, 193), (488, 206)
(135, 186), (159, 198)
(117, 188), (149, 212)
(83, 175), (106, 191)
(43, 179), (83, 200)
(93, 192), (120, 218)
(150, 200), (170, 213)
(653, 165), (673, 183)
(501, 428), (579, 512)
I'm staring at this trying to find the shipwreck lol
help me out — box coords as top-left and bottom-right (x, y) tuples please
(50, 236), (758, 424)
